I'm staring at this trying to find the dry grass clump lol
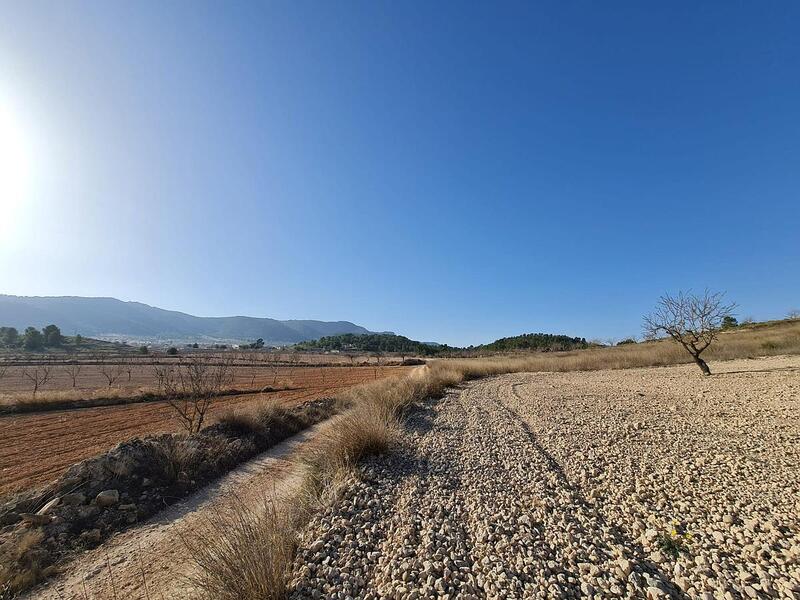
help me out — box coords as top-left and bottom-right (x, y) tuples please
(146, 435), (204, 484)
(0, 530), (45, 598)
(216, 401), (296, 435)
(299, 403), (398, 506)
(185, 497), (295, 600)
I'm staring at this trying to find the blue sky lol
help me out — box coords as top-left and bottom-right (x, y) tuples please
(0, 2), (798, 346)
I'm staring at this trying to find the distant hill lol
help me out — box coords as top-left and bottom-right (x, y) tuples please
(0, 295), (376, 346)
(295, 333), (450, 355)
(479, 333), (588, 352)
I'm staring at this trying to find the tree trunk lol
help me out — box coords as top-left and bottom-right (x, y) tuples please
(691, 353), (711, 376)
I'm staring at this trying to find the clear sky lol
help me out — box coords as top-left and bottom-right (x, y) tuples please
(1, 2), (798, 346)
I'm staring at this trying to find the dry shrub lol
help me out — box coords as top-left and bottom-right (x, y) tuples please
(184, 497), (295, 600)
(216, 407), (264, 435)
(146, 436), (201, 484)
(302, 403), (397, 491)
(216, 400), (306, 439)
(0, 530), (45, 597)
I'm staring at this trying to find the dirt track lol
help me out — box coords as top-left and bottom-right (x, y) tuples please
(291, 356), (800, 598)
(0, 366), (405, 497)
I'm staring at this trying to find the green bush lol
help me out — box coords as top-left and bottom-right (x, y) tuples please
(23, 327), (44, 351)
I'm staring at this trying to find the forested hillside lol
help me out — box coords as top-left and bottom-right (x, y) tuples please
(294, 333), (447, 355)
(479, 333), (588, 352)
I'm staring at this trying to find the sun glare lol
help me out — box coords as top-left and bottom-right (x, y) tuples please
(0, 102), (33, 212)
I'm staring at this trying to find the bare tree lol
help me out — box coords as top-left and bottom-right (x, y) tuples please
(288, 351), (300, 377)
(373, 351), (383, 380)
(122, 357), (133, 382)
(263, 352), (280, 386)
(643, 290), (736, 376)
(23, 366), (51, 399)
(65, 361), (82, 388)
(98, 357), (125, 388)
(161, 357), (234, 433)
(0, 363), (9, 389)
(153, 362), (176, 395)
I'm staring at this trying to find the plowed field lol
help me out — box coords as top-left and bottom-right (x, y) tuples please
(0, 365), (407, 496)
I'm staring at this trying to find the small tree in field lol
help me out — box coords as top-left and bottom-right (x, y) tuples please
(98, 357), (124, 388)
(159, 357), (234, 433)
(643, 290), (736, 376)
(65, 362), (82, 388)
(23, 365), (51, 399)
(373, 351), (383, 379)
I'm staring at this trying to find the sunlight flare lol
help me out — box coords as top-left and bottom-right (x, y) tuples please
(0, 101), (33, 212)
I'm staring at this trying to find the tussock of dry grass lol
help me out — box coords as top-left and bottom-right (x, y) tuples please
(299, 404), (398, 507)
(216, 400), (295, 435)
(146, 435), (203, 484)
(184, 497), (295, 600)
(0, 530), (44, 597)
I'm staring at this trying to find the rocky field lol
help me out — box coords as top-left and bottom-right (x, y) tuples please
(289, 356), (800, 599)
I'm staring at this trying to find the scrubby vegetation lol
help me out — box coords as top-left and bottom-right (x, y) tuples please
(478, 332), (588, 352)
(0, 324), (116, 354)
(295, 333), (447, 356)
(0, 324), (65, 351)
(294, 331), (590, 356)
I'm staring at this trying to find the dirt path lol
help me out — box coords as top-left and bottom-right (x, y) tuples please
(26, 422), (324, 600)
(289, 356), (800, 599)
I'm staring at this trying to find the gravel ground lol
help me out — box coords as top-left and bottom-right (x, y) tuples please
(288, 356), (800, 599)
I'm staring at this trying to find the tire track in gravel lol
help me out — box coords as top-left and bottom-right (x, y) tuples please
(291, 378), (682, 598)
(501, 379), (686, 598)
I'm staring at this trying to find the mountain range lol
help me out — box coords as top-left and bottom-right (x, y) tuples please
(0, 295), (379, 346)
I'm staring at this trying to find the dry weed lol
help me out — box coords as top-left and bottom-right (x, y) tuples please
(183, 497), (295, 600)
(0, 529), (45, 597)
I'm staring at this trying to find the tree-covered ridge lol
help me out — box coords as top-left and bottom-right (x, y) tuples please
(480, 333), (588, 352)
(294, 333), (448, 355)
(295, 331), (589, 355)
